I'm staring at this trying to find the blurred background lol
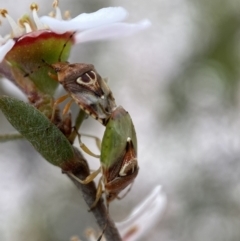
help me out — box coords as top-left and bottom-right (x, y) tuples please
(1, 0), (240, 240)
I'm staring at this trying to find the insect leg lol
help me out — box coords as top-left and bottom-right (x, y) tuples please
(51, 94), (70, 121)
(89, 176), (103, 210)
(62, 99), (74, 116)
(77, 132), (100, 158)
(68, 167), (101, 184)
(80, 133), (102, 150)
(96, 222), (107, 241)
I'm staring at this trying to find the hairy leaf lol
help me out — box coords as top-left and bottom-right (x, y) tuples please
(0, 96), (74, 166)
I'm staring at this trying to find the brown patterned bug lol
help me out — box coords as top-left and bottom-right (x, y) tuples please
(50, 61), (116, 126)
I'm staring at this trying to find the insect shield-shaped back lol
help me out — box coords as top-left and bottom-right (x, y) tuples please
(51, 62), (116, 125)
(100, 106), (138, 203)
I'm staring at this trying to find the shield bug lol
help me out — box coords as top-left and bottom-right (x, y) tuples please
(100, 106), (138, 204)
(40, 35), (138, 206)
(35, 32), (117, 125)
(69, 105), (139, 207)
(24, 32), (116, 126)
(50, 62), (116, 125)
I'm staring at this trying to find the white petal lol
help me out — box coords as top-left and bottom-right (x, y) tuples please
(0, 39), (15, 62)
(40, 7), (128, 34)
(116, 185), (167, 241)
(74, 19), (151, 43)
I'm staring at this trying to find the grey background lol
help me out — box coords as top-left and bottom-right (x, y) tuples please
(1, 0), (240, 240)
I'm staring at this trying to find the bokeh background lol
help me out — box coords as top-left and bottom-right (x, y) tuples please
(1, 0), (240, 240)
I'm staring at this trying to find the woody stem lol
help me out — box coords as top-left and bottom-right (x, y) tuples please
(66, 148), (122, 241)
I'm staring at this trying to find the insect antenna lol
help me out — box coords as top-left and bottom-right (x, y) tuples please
(58, 31), (76, 62)
(25, 31), (76, 77)
(41, 58), (52, 68)
(23, 59), (54, 78)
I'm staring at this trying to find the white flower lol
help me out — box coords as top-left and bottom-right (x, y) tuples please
(40, 7), (151, 43)
(0, 1), (151, 62)
(83, 186), (167, 241)
(116, 185), (167, 241)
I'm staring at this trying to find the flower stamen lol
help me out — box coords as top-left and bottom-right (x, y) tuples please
(0, 9), (8, 18)
(30, 3), (46, 30)
(18, 15), (37, 33)
(19, 18), (32, 33)
(52, 0), (59, 8)
(48, 11), (55, 18)
(30, 3), (39, 11)
(52, 0), (62, 20)
(0, 9), (24, 37)
(64, 11), (71, 20)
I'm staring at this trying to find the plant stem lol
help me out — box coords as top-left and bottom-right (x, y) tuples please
(0, 133), (23, 142)
(67, 147), (122, 241)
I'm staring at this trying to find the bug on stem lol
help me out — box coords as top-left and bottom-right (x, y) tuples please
(40, 58), (139, 207)
(69, 105), (139, 208)
(39, 31), (116, 126)
(50, 61), (116, 125)
(101, 106), (138, 204)
(44, 34), (138, 207)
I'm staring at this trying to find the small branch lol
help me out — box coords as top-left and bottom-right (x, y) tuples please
(0, 133), (24, 142)
(66, 148), (122, 241)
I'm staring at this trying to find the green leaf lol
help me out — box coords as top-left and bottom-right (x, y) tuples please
(0, 96), (74, 167)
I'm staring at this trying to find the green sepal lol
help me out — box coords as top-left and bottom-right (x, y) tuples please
(5, 31), (73, 96)
(100, 106), (137, 168)
(0, 96), (74, 167)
